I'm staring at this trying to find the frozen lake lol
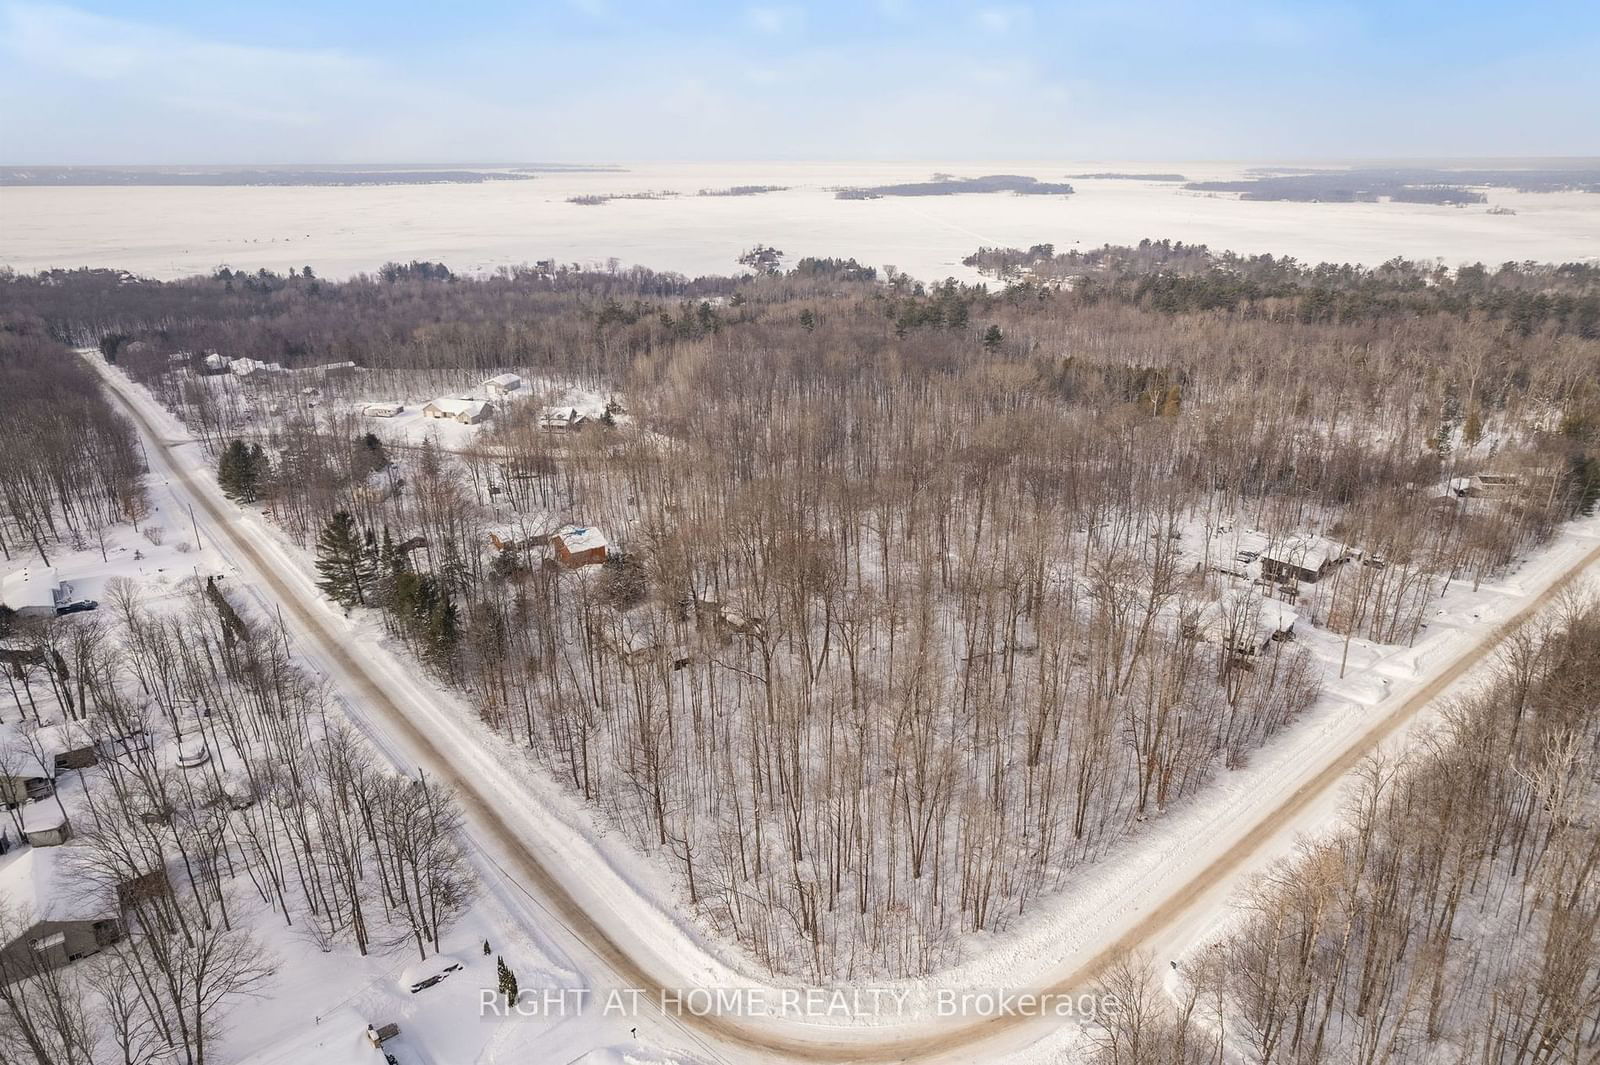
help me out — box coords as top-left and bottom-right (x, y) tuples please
(4, 161), (1599, 283)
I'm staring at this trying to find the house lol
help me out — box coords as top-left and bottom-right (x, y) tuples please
(363, 402), (404, 418)
(0, 772), (53, 808)
(422, 397), (492, 424)
(1184, 591), (1299, 657)
(0, 848), (121, 981)
(551, 525), (608, 568)
(366, 1022), (401, 1048)
(487, 530), (548, 553)
(202, 352), (230, 373)
(1259, 537), (1351, 585)
(1, 569), (68, 619)
(229, 357), (284, 378)
(1465, 472), (1523, 499)
(539, 407), (589, 432)
(482, 373), (523, 397)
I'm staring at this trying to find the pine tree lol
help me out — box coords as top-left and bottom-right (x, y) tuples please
(217, 440), (247, 499)
(982, 324), (1004, 351)
(482, 939), (491, 956)
(219, 440), (266, 502)
(314, 511), (373, 606)
(247, 443), (267, 499)
(496, 956), (518, 1004)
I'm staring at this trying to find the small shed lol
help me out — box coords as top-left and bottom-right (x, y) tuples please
(22, 806), (71, 848)
(482, 373), (523, 397)
(363, 402), (404, 418)
(551, 526), (608, 568)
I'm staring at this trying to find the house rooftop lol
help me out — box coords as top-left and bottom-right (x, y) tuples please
(427, 397), (489, 417)
(1, 568), (62, 612)
(0, 848), (114, 924)
(555, 525), (607, 553)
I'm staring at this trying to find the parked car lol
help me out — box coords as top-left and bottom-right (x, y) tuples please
(400, 956), (463, 994)
(56, 599), (98, 616)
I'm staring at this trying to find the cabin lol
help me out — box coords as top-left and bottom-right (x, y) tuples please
(551, 526), (608, 568)
(202, 352), (230, 373)
(1, 569), (69, 619)
(482, 373), (523, 397)
(363, 402), (404, 418)
(422, 397), (492, 424)
(0, 849), (122, 982)
(1259, 538), (1350, 586)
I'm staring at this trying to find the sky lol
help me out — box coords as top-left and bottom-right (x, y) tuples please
(1, 0), (1597, 164)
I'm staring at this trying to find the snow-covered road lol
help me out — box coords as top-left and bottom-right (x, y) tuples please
(85, 349), (1600, 1065)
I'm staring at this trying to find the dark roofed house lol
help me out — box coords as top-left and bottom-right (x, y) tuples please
(1260, 537), (1350, 586)
(0, 849), (121, 982)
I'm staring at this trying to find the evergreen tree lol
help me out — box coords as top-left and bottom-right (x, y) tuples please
(218, 440), (266, 502)
(314, 511), (373, 606)
(982, 324), (1004, 351)
(217, 441), (244, 498)
(482, 939), (491, 956)
(496, 956), (518, 1004)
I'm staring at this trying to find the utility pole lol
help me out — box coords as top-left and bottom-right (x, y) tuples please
(189, 503), (203, 551)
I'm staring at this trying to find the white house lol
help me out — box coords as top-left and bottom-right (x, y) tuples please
(482, 373), (523, 398)
(230, 358), (284, 378)
(1, 569), (68, 619)
(362, 402), (404, 418)
(422, 397), (492, 424)
(202, 352), (230, 373)
(539, 407), (590, 432)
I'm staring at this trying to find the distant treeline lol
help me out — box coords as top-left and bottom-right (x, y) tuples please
(835, 174), (1074, 199)
(1068, 172), (1187, 181)
(963, 238), (1600, 337)
(1186, 166), (1600, 203)
(697, 186), (790, 197)
(568, 191), (681, 206)
(0, 166), (542, 187)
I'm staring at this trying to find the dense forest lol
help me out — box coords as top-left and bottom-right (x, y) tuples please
(962, 239), (1600, 338)
(3, 245), (1598, 985)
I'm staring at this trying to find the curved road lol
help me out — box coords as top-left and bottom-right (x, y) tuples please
(88, 352), (1600, 1064)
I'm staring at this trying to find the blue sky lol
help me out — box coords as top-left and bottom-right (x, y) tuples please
(2, 0), (1597, 163)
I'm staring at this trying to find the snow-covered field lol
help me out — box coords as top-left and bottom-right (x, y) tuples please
(5, 161), (1599, 284)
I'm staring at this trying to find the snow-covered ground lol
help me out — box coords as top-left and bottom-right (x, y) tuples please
(64, 348), (1600, 1065)
(6, 161), (1599, 284)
